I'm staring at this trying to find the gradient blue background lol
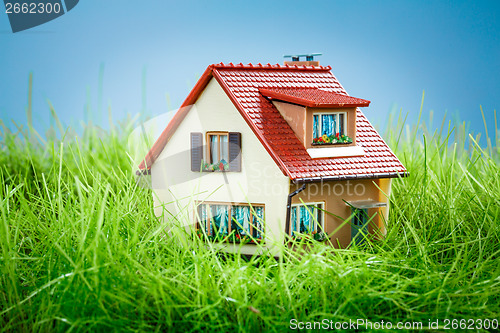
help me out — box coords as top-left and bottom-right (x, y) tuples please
(0, 0), (499, 140)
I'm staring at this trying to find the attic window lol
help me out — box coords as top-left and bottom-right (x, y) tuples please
(207, 132), (229, 164)
(190, 132), (241, 172)
(312, 112), (352, 145)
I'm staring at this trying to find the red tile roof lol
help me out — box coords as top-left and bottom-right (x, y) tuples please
(139, 62), (407, 181)
(259, 87), (370, 108)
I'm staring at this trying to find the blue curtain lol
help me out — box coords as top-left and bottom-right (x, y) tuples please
(321, 114), (338, 136)
(308, 205), (317, 232)
(313, 115), (319, 138)
(296, 205), (317, 233)
(231, 205), (241, 233)
(232, 205), (250, 235)
(321, 114), (335, 136)
(211, 205), (229, 235)
(300, 206), (311, 232)
(254, 206), (264, 238)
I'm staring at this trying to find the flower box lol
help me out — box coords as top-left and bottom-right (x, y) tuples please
(312, 134), (352, 146)
(202, 159), (229, 172)
(291, 231), (327, 242)
(195, 229), (264, 244)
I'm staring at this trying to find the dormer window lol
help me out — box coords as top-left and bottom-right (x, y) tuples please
(312, 112), (352, 145)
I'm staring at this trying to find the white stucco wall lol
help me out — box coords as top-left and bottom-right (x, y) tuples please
(151, 78), (290, 255)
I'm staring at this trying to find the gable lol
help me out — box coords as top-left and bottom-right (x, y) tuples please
(153, 77), (285, 181)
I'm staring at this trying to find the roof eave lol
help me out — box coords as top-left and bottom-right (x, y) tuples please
(312, 102), (371, 108)
(259, 88), (370, 109)
(292, 171), (409, 183)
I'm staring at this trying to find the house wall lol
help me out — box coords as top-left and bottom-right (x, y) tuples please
(376, 178), (392, 236)
(272, 101), (307, 145)
(151, 78), (290, 256)
(290, 177), (392, 248)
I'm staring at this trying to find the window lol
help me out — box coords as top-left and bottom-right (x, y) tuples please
(290, 202), (324, 235)
(312, 113), (351, 144)
(313, 113), (345, 138)
(197, 202), (264, 241)
(207, 132), (229, 164)
(190, 132), (242, 172)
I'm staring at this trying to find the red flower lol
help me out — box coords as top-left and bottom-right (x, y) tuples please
(336, 133), (340, 139)
(219, 162), (224, 171)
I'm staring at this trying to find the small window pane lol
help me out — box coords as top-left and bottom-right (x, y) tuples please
(220, 135), (228, 162)
(316, 205), (322, 232)
(198, 204), (209, 234)
(321, 114), (335, 136)
(300, 206), (312, 233)
(253, 206), (264, 238)
(313, 115), (319, 138)
(307, 205), (317, 232)
(210, 135), (219, 163)
(332, 114), (338, 135)
(339, 114), (345, 135)
(232, 205), (251, 235)
(210, 204), (229, 235)
(291, 207), (297, 234)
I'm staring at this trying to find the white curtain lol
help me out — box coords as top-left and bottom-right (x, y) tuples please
(210, 135), (219, 163)
(220, 135), (228, 162)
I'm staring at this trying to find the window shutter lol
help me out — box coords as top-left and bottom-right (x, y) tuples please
(190, 132), (203, 172)
(228, 132), (241, 172)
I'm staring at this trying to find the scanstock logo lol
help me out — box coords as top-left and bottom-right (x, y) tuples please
(4, 0), (79, 32)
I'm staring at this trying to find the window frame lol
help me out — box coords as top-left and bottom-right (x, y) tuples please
(195, 201), (265, 241)
(206, 132), (229, 164)
(290, 201), (325, 235)
(312, 111), (347, 139)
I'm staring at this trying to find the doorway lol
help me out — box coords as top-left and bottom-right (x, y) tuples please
(351, 208), (369, 245)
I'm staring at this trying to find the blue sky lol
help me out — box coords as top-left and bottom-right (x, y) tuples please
(0, 0), (499, 140)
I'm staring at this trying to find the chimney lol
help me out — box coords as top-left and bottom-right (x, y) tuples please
(284, 53), (321, 66)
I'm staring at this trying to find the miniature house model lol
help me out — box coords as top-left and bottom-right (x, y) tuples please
(139, 56), (407, 256)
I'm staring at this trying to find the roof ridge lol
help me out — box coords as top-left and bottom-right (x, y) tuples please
(212, 62), (332, 71)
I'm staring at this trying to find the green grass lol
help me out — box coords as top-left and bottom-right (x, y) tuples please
(0, 104), (499, 332)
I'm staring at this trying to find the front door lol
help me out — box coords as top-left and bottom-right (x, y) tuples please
(351, 208), (369, 245)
